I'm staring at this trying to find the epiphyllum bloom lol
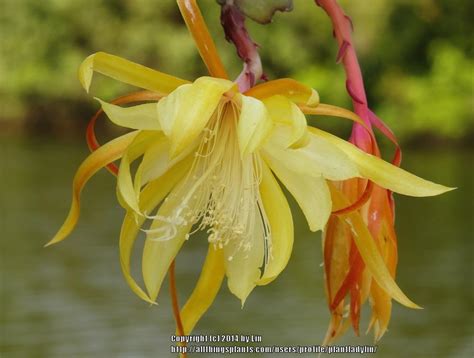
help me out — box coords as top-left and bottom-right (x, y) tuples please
(48, 52), (451, 335)
(313, 0), (454, 343)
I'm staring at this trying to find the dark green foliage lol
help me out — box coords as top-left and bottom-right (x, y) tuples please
(1, 0), (471, 142)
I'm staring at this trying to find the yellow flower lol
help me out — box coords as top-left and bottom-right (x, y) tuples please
(47, 1), (453, 338)
(48, 52), (452, 335)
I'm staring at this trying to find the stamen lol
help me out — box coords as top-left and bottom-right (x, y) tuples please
(139, 98), (272, 264)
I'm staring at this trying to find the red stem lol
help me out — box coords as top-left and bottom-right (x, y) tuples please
(316, 0), (373, 152)
(220, 2), (263, 92)
(169, 260), (187, 357)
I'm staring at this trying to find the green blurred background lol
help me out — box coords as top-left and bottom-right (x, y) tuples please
(1, 0), (473, 142)
(1, 0), (473, 357)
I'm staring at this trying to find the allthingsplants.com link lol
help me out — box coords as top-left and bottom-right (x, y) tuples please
(170, 334), (377, 355)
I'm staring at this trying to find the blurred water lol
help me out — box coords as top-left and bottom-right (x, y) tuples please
(1, 137), (473, 357)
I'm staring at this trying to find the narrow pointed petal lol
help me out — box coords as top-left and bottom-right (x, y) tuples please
(118, 151), (141, 214)
(238, 95), (272, 156)
(322, 311), (351, 346)
(329, 183), (421, 309)
(224, 205), (265, 305)
(120, 214), (155, 304)
(265, 127), (359, 181)
(245, 78), (319, 107)
(257, 163), (294, 285)
(46, 131), (138, 246)
(263, 95), (308, 148)
(359, 266), (373, 305)
(143, 233), (190, 302)
(116, 132), (165, 214)
(156, 84), (190, 137)
(78, 52), (189, 94)
(300, 103), (369, 131)
(323, 215), (351, 303)
(138, 140), (171, 186)
(157, 77), (236, 158)
(142, 180), (194, 301)
(96, 98), (161, 130)
(330, 245), (365, 310)
(179, 245), (225, 335)
(264, 151), (330, 232)
(136, 137), (196, 190)
(350, 285), (362, 336)
(119, 158), (191, 303)
(309, 127), (454, 196)
(369, 282), (392, 341)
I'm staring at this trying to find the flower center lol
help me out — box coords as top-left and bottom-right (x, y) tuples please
(150, 100), (271, 264)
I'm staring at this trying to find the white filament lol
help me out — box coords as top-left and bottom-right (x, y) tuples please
(146, 100), (271, 267)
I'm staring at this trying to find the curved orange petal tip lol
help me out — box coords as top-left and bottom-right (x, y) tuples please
(332, 180), (373, 215)
(246, 78), (319, 107)
(45, 132), (138, 247)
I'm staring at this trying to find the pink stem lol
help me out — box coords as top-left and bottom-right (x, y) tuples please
(316, 0), (374, 153)
(220, 2), (263, 92)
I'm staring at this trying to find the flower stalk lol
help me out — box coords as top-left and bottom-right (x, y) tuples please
(220, 1), (263, 92)
(177, 0), (228, 79)
(315, 0), (409, 343)
(169, 261), (187, 357)
(316, 0), (373, 150)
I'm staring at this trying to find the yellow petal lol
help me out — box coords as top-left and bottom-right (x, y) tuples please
(257, 163), (294, 285)
(117, 132), (164, 214)
(301, 103), (369, 130)
(246, 78), (319, 107)
(118, 151), (140, 214)
(119, 158), (191, 303)
(142, 181), (194, 301)
(96, 98), (161, 130)
(78, 52), (189, 94)
(238, 95), (273, 156)
(156, 84), (190, 137)
(369, 280), (393, 341)
(133, 136), (197, 194)
(309, 127), (454, 196)
(224, 204), (266, 306)
(179, 245), (225, 335)
(329, 183), (421, 309)
(264, 127), (359, 181)
(264, 151), (330, 232)
(46, 131), (139, 246)
(263, 95), (308, 148)
(138, 140), (170, 186)
(157, 76), (236, 158)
